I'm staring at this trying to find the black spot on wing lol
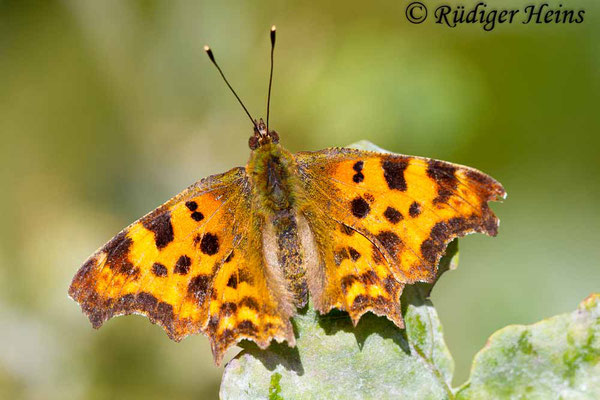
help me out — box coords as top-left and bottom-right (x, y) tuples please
(361, 270), (378, 285)
(237, 268), (254, 285)
(191, 211), (204, 221)
(352, 161), (364, 183)
(382, 159), (408, 191)
(220, 302), (237, 316)
(188, 274), (210, 306)
(238, 320), (258, 335)
(409, 202), (421, 218)
(375, 231), (402, 258)
(433, 187), (454, 205)
(226, 274), (238, 289)
(239, 296), (259, 311)
(427, 160), (458, 185)
(152, 262), (168, 277)
(351, 294), (369, 311)
(174, 255), (192, 275)
(383, 206), (403, 224)
(122, 263), (140, 277)
(427, 160), (458, 204)
(351, 197), (370, 218)
(185, 201), (198, 211)
(143, 212), (174, 249)
(200, 233), (220, 255)
(348, 247), (361, 261)
(104, 232), (138, 276)
(334, 247), (350, 266)
(341, 275), (359, 294)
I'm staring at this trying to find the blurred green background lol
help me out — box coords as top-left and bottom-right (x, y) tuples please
(1, 0), (598, 398)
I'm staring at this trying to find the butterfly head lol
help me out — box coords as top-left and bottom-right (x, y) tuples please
(249, 118), (280, 150)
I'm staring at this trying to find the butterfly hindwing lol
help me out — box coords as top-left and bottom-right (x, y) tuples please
(204, 217), (295, 364)
(69, 167), (294, 364)
(296, 147), (505, 325)
(304, 215), (405, 327)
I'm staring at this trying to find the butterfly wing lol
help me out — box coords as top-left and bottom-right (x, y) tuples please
(296, 148), (506, 326)
(69, 167), (294, 365)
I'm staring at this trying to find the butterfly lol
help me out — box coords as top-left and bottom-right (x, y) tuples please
(69, 26), (506, 365)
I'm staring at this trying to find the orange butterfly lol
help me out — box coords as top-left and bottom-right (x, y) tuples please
(69, 27), (506, 365)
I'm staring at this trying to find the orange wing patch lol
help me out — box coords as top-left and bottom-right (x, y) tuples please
(69, 168), (293, 365)
(297, 148), (505, 326)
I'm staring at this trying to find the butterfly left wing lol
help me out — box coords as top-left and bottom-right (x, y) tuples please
(69, 167), (295, 365)
(296, 147), (506, 326)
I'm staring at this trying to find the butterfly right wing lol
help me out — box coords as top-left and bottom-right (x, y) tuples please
(69, 167), (294, 365)
(296, 148), (505, 327)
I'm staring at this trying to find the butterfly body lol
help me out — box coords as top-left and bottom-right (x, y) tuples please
(246, 122), (311, 307)
(69, 118), (506, 364)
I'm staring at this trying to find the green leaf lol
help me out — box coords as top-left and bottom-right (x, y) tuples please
(219, 241), (458, 400)
(456, 294), (600, 400)
(268, 372), (284, 400)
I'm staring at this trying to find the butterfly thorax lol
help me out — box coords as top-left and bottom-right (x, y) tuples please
(247, 141), (298, 212)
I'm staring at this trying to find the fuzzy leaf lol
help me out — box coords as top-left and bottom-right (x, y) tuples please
(456, 294), (600, 400)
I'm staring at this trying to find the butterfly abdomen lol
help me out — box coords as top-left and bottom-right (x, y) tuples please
(270, 210), (309, 307)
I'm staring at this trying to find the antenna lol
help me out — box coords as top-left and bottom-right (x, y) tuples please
(266, 25), (276, 132)
(203, 45), (259, 131)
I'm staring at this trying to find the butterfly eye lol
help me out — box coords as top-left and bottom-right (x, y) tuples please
(249, 136), (260, 150)
(269, 131), (279, 143)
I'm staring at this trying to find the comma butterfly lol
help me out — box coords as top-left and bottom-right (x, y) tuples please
(69, 26), (506, 365)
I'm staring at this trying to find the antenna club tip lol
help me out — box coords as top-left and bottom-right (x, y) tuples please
(204, 45), (216, 63)
(271, 25), (276, 31)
